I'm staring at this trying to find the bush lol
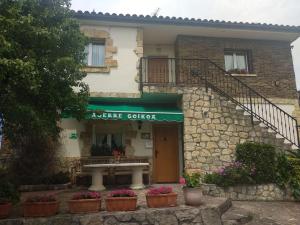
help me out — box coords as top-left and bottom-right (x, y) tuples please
(204, 162), (255, 187)
(0, 181), (19, 204)
(236, 142), (276, 183)
(46, 171), (70, 184)
(181, 173), (202, 188)
(11, 137), (60, 185)
(276, 155), (300, 199)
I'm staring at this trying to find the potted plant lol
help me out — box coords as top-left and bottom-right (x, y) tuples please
(105, 189), (137, 211)
(0, 181), (19, 219)
(23, 194), (59, 217)
(180, 172), (203, 206)
(146, 186), (177, 208)
(68, 191), (101, 213)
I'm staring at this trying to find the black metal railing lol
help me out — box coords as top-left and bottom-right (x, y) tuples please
(139, 57), (300, 147)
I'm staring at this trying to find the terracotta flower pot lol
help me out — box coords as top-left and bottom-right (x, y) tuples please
(183, 187), (203, 206)
(105, 197), (137, 212)
(23, 201), (59, 217)
(0, 202), (12, 219)
(146, 192), (177, 208)
(68, 199), (101, 213)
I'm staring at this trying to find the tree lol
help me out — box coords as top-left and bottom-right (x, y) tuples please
(0, 0), (89, 146)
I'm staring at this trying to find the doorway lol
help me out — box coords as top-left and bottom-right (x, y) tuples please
(147, 57), (169, 84)
(153, 124), (179, 183)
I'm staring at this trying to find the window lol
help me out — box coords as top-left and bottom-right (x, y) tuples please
(85, 41), (105, 67)
(224, 50), (250, 74)
(96, 133), (123, 151)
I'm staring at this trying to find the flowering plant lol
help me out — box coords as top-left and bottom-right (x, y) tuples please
(204, 161), (256, 187)
(72, 191), (101, 200)
(180, 172), (202, 188)
(110, 189), (136, 197)
(146, 186), (173, 195)
(25, 194), (57, 203)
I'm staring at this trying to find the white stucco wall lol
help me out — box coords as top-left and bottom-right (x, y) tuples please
(82, 25), (139, 94)
(130, 121), (153, 157)
(59, 119), (86, 157)
(144, 44), (175, 57)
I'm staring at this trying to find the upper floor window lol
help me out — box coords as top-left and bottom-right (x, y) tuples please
(85, 41), (105, 67)
(224, 50), (250, 74)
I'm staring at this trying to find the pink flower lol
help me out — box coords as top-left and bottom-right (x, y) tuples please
(110, 189), (136, 197)
(72, 191), (101, 200)
(147, 186), (173, 195)
(179, 177), (186, 185)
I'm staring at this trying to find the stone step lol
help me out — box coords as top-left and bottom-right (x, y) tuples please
(222, 207), (254, 225)
(245, 217), (282, 225)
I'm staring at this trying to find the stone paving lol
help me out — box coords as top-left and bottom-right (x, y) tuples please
(232, 201), (300, 225)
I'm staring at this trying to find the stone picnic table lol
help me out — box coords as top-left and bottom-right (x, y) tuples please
(84, 162), (149, 191)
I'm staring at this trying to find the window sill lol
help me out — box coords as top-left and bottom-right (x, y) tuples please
(226, 73), (257, 77)
(82, 66), (110, 73)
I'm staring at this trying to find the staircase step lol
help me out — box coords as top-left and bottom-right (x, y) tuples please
(243, 111), (251, 116)
(259, 123), (267, 128)
(236, 106), (244, 111)
(222, 207), (254, 225)
(291, 144), (299, 150)
(268, 128), (276, 133)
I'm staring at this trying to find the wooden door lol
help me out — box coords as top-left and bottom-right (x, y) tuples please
(148, 57), (169, 83)
(153, 125), (179, 183)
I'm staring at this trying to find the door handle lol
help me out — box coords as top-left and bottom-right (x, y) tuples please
(155, 150), (158, 158)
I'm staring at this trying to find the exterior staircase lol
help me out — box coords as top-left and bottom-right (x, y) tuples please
(140, 57), (300, 150)
(200, 58), (300, 149)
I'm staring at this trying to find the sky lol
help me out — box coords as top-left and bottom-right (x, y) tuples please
(71, 0), (300, 89)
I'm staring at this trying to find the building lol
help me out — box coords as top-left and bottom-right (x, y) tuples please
(60, 11), (300, 185)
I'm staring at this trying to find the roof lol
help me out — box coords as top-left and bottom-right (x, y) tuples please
(73, 11), (300, 34)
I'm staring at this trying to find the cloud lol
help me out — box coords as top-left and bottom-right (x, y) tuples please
(71, 0), (300, 89)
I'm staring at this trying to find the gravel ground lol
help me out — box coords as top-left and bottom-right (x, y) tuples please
(232, 201), (300, 225)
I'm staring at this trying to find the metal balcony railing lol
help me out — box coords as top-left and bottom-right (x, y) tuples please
(139, 57), (300, 147)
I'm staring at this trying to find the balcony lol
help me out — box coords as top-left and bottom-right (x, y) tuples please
(139, 57), (213, 89)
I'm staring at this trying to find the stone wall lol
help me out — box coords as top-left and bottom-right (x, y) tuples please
(143, 86), (292, 174)
(0, 205), (224, 225)
(202, 183), (294, 201)
(175, 36), (298, 99)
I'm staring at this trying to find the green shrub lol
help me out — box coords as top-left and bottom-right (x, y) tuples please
(203, 162), (255, 187)
(0, 180), (19, 204)
(236, 142), (276, 183)
(288, 157), (300, 199)
(182, 173), (202, 188)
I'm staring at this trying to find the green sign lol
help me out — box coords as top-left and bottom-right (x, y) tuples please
(69, 132), (77, 139)
(87, 111), (183, 122)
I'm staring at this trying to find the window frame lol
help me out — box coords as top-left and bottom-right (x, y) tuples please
(85, 39), (106, 67)
(224, 49), (253, 74)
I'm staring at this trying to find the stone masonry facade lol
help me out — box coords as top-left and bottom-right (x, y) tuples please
(0, 205), (224, 225)
(175, 36), (298, 99)
(143, 86), (293, 174)
(202, 183), (294, 201)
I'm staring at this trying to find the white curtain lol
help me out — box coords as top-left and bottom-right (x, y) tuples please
(236, 54), (247, 70)
(84, 45), (89, 65)
(92, 44), (105, 66)
(224, 54), (234, 71)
